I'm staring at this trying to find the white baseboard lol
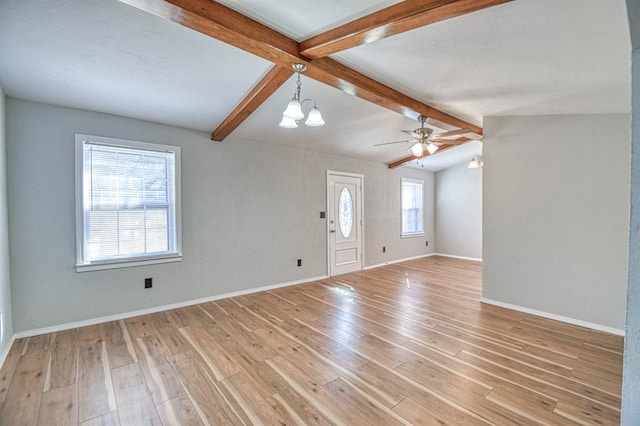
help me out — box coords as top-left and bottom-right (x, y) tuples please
(0, 334), (16, 369)
(433, 253), (483, 262)
(481, 297), (624, 336)
(12, 274), (329, 340)
(363, 253), (436, 270)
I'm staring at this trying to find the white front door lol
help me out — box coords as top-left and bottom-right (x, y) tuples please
(327, 171), (363, 276)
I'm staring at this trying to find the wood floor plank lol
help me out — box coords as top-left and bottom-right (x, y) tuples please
(111, 363), (162, 426)
(0, 350), (48, 426)
(77, 342), (116, 423)
(135, 335), (184, 404)
(38, 384), (79, 426)
(79, 411), (120, 426)
(0, 256), (623, 425)
(148, 311), (175, 334)
(220, 344), (289, 399)
(484, 383), (577, 426)
(102, 321), (137, 369)
(165, 308), (199, 329)
(268, 286), (309, 305)
(168, 351), (243, 425)
(393, 397), (451, 425)
(285, 324), (368, 371)
(455, 350), (621, 412)
(0, 337), (26, 404)
(265, 355), (351, 426)
(155, 396), (204, 426)
(214, 314), (277, 362)
(178, 326), (239, 381)
(323, 377), (406, 425)
(156, 330), (191, 356)
(124, 314), (157, 340)
(220, 371), (285, 425)
(78, 325), (104, 347)
(252, 325), (340, 385)
(272, 388), (333, 425)
(395, 357), (491, 401)
(47, 329), (79, 390)
(554, 398), (620, 425)
(22, 333), (52, 355)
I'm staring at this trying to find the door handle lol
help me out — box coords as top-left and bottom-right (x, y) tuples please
(330, 229), (336, 233)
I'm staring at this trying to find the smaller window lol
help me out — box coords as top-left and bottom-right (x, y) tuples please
(401, 178), (424, 237)
(75, 134), (182, 271)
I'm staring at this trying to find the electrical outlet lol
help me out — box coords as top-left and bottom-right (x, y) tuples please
(383, 246), (386, 253)
(297, 259), (302, 267)
(144, 278), (153, 289)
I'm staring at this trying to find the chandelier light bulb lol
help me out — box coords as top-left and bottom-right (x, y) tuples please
(305, 107), (325, 126)
(279, 115), (298, 128)
(282, 100), (304, 120)
(426, 143), (439, 155)
(411, 142), (424, 157)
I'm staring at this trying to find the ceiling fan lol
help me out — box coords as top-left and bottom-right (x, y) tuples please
(375, 115), (474, 157)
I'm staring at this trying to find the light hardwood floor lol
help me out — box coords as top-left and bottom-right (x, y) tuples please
(0, 256), (623, 425)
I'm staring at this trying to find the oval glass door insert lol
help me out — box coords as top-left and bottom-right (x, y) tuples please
(338, 187), (353, 238)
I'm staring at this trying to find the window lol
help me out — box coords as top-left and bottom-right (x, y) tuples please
(401, 178), (424, 236)
(75, 134), (181, 271)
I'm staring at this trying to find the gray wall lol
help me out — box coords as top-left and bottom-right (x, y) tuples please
(0, 87), (13, 357)
(483, 114), (630, 330)
(623, 0), (640, 421)
(435, 162), (482, 259)
(6, 98), (434, 332)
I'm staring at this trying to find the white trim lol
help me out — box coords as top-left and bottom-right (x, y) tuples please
(12, 274), (329, 339)
(76, 254), (182, 272)
(481, 297), (625, 336)
(363, 253), (435, 270)
(400, 233), (425, 239)
(0, 335), (16, 369)
(432, 253), (483, 262)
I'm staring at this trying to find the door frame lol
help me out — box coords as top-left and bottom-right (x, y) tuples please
(326, 170), (365, 277)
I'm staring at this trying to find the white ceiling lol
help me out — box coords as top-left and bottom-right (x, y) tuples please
(0, 0), (631, 171)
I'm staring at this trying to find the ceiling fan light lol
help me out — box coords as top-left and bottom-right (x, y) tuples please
(283, 100), (304, 120)
(426, 143), (439, 155)
(279, 115), (298, 128)
(305, 107), (325, 126)
(411, 142), (424, 157)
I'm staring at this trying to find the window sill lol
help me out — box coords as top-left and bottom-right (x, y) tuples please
(76, 254), (182, 272)
(401, 233), (425, 239)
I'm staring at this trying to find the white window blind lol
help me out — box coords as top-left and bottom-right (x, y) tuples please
(401, 178), (424, 236)
(76, 135), (181, 271)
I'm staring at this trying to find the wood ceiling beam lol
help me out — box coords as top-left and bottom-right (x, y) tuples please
(212, 65), (293, 141)
(120, 0), (484, 140)
(119, 0), (299, 63)
(300, 0), (513, 59)
(387, 142), (461, 169)
(305, 58), (482, 135)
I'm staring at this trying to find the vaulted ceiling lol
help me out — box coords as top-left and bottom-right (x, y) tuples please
(0, 0), (631, 170)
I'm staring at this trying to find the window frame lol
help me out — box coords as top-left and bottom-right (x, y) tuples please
(75, 134), (182, 272)
(401, 177), (424, 238)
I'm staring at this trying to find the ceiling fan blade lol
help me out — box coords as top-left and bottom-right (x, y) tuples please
(401, 130), (420, 138)
(431, 127), (473, 140)
(373, 139), (412, 146)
